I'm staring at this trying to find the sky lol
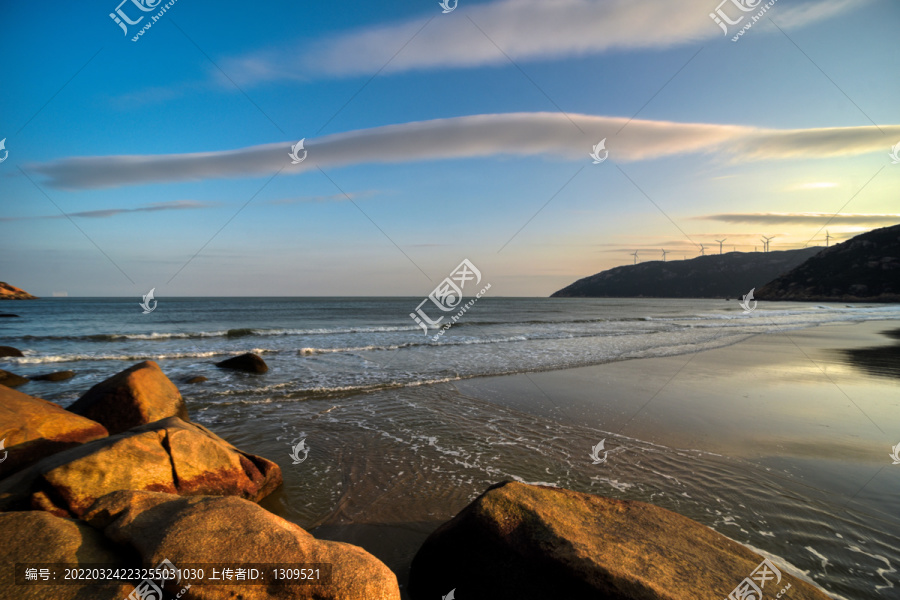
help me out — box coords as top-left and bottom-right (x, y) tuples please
(1, 0), (898, 297)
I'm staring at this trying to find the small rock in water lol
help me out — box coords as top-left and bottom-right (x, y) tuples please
(185, 375), (208, 384)
(0, 345), (24, 357)
(31, 370), (75, 382)
(0, 313), (20, 318)
(0, 369), (29, 387)
(216, 353), (269, 373)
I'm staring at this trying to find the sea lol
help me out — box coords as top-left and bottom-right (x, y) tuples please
(3, 297), (900, 599)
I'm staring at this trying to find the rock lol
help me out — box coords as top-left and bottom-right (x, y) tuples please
(410, 481), (832, 600)
(0, 345), (24, 356)
(0, 386), (108, 480)
(0, 511), (133, 599)
(0, 416), (281, 518)
(0, 369), (29, 387)
(0, 313), (21, 318)
(67, 361), (189, 434)
(0, 281), (38, 300)
(85, 490), (402, 600)
(216, 352), (268, 374)
(31, 370), (75, 382)
(184, 375), (208, 384)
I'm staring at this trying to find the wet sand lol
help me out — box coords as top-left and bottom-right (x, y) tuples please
(237, 319), (900, 598)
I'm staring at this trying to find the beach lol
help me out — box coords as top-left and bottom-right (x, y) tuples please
(2, 300), (899, 598)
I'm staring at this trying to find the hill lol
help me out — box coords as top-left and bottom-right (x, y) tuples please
(756, 224), (900, 302)
(551, 248), (821, 299)
(0, 282), (38, 300)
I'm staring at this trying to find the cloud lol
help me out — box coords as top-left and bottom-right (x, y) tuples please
(0, 200), (213, 222)
(29, 112), (899, 190)
(698, 213), (900, 225)
(220, 0), (862, 84)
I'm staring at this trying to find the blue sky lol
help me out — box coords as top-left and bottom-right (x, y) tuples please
(1, 0), (898, 296)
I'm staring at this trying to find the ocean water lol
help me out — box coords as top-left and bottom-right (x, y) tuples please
(3, 297), (900, 599)
(3, 296), (899, 404)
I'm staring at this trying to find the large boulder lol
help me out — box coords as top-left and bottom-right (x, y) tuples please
(67, 361), (189, 434)
(216, 352), (268, 373)
(410, 481), (832, 600)
(0, 345), (24, 357)
(0, 417), (281, 518)
(84, 490), (402, 600)
(0, 385), (108, 479)
(0, 511), (133, 599)
(0, 370), (29, 387)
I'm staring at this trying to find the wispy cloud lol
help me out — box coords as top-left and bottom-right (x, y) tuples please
(0, 200), (214, 222)
(220, 0), (862, 84)
(698, 213), (900, 225)
(29, 112), (899, 190)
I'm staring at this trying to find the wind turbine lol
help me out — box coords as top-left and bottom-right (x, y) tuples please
(700, 244), (707, 256)
(631, 251), (640, 265)
(661, 249), (669, 262)
(825, 231), (832, 247)
(715, 238), (727, 254)
(761, 235), (774, 252)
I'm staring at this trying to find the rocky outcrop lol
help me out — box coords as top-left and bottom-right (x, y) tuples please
(410, 481), (832, 600)
(0, 385), (108, 479)
(0, 281), (38, 300)
(31, 370), (75, 382)
(0, 416), (281, 517)
(0, 385), (107, 477)
(185, 375), (208, 384)
(67, 361), (189, 434)
(757, 224), (900, 301)
(0, 370), (29, 387)
(85, 490), (402, 600)
(0, 511), (133, 599)
(0, 345), (24, 357)
(216, 352), (269, 373)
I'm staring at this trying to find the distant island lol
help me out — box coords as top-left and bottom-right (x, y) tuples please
(757, 223), (900, 302)
(551, 248), (821, 299)
(0, 282), (37, 300)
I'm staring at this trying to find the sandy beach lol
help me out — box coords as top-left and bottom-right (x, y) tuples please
(201, 319), (896, 599)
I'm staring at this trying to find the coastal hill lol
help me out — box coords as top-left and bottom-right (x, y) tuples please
(757, 223), (900, 302)
(0, 282), (37, 300)
(551, 247), (821, 299)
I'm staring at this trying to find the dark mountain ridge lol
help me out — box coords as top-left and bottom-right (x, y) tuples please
(551, 248), (821, 299)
